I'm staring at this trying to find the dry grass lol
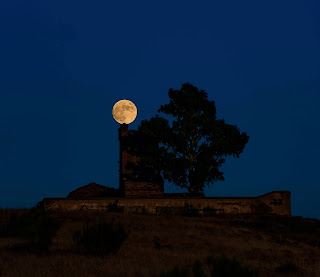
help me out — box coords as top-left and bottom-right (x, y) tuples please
(0, 209), (319, 277)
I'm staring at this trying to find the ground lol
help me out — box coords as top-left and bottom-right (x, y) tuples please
(0, 209), (319, 276)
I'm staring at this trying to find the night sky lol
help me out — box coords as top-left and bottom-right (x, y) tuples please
(1, 1), (319, 219)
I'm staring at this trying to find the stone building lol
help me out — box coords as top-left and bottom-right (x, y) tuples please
(67, 182), (120, 199)
(118, 124), (164, 197)
(37, 124), (291, 216)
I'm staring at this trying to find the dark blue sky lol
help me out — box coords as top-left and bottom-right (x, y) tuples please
(1, 1), (319, 219)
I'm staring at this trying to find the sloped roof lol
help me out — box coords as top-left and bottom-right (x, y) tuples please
(67, 183), (118, 199)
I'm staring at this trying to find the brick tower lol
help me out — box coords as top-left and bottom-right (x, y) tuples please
(118, 124), (164, 197)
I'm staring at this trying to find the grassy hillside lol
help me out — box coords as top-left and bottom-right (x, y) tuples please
(0, 208), (319, 276)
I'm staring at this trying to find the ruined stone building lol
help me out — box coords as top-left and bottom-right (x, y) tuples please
(38, 124), (291, 216)
(118, 124), (164, 198)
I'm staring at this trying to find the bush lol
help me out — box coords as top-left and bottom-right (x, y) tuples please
(160, 257), (258, 277)
(0, 207), (61, 254)
(107, 200), (124, 213)
(73, 220), (127, 255)
(160, 260), (207, 277)
(202, 206), (222, 216)
(153, 235), (161, 249)
(206, 255), (258, 277)
(157, 206), (173, 216)
(160, 266), (190, 277)
(183, 203), (200, 217)
(192, 260), (208, 277)
(275, 262), (299, 274)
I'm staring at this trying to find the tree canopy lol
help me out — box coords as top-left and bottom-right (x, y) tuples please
(130, 83), (249, 194)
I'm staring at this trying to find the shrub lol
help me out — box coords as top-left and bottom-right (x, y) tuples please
(153, 235), (171, 250)
(206, 255), (258, 277)
(275, 261), (299, 274)
(160, 260), (208, 277)
(202, 206), (222, 216)
(73, 220), (127, 255)
(157, 206), (173, 216)
(153, 235), (161, 249)
(0, 207), (61, 254)
(160, 266), (190, 277)
(192, 260), (208, 277)
(107, 200), (124, 213)
(159, 257), (257, 277)
(183, 203), (200, 217)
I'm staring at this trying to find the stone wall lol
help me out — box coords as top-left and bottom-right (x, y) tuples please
(38, 191), (291, 216)
(124, 181), (165, 197)
(118, 124), (164, 197)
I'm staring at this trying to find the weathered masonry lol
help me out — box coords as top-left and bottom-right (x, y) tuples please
(118, 124), (164, 197)
(37, 124), (291, 216)
(39, 191), (291, 216)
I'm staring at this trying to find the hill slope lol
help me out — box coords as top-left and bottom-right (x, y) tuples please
(0, 209), (319, 276)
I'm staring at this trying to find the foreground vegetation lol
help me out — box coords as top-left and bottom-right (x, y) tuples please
(0, 207), (319, 276)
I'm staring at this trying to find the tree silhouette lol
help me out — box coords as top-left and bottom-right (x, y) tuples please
(131, 83), (249, 194)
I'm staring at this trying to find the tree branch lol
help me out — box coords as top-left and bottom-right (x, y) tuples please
(160, 140), (185, 159)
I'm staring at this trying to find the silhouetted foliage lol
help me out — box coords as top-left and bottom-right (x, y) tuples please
(158, 206), (173, 216)
(107, 200), (124, 213)
(0, 207), (60, 254)
(275, 261), (299, 275)
(152, 235), (171, 250)
(183, 203), (200, 217)
(160, 266), (190, 277)
(129, 83), (249, 194)
(202, 206), (221, 216)
(192, 260), (208, 277)
(160, 256), (258, 277)
(159, 261), (208, 277)
(153, 235), (161, 249)
(73, 220), (127, 255)
(206, 255), (258, 277)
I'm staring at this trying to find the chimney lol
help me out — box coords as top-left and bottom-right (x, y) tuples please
(118, 123), (128, 138)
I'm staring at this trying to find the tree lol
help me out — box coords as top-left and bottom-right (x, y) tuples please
(131, 83), (249, 194)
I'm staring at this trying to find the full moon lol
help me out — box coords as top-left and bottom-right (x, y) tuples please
(112, 99), (137, 124)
